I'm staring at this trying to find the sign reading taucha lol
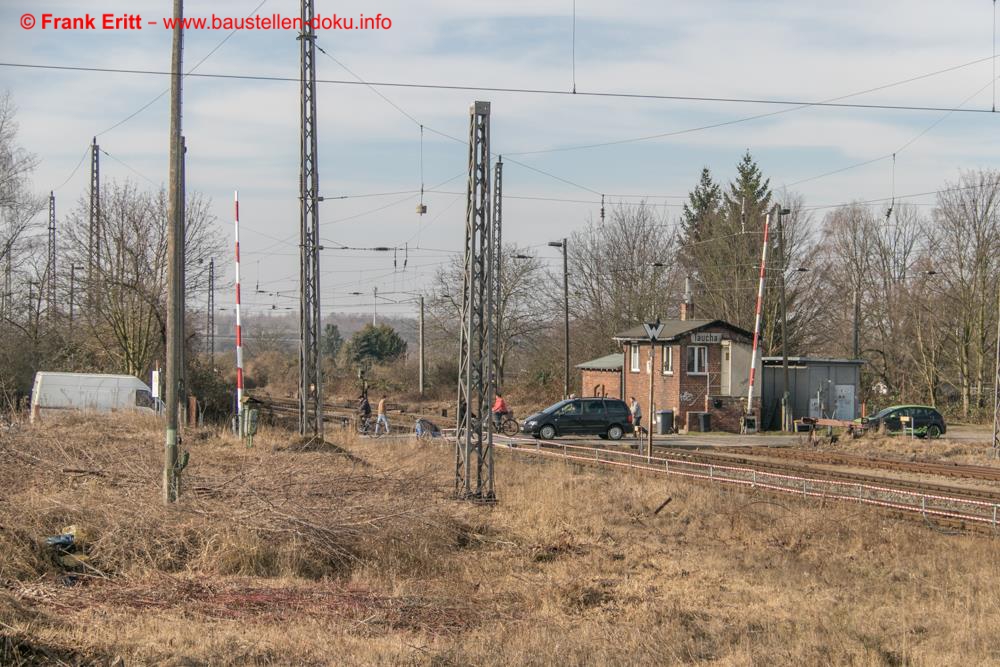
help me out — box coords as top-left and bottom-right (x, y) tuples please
(690, 332), (722, 344)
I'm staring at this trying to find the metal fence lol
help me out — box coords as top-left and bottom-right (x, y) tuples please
(495, 436), (1000, 528)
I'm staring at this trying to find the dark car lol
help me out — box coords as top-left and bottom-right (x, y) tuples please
(521, 398), (634, 440)
(859, 405), (946, 438)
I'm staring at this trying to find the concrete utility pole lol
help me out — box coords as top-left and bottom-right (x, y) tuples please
(455, 100), (496, 501)
(88, 136), (100, 300)
(418, 294), (425, 397)
(853, 284), (861, 359)
(163, 0), (186, 504)
(47, 191), (56, 317)
(69, 264), (79, 322)
(776, 204), (792, 432)
(549, 238), (569, 398)
(372, 285), (377, 326)
(298, 0), (324, 438)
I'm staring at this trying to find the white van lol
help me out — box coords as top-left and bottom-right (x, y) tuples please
(30, 372), (161, 423)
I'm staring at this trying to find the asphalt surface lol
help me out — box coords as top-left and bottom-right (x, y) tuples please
(503, 424), (996, 449)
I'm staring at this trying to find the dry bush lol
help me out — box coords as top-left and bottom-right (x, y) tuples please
(3, 416), (1000, 665)
(0, 414), (466, 583)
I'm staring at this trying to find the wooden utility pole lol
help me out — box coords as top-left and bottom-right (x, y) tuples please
(776, 205), (792, 432)
(163, 0), (185, 504)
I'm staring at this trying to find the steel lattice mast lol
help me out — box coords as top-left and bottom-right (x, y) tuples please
(298, 0), (323, 438)
(46, 191), (56, 317)
(493, 157), (503, 387)
(456, 101), (495, 500)
(88, 137), (100, 301)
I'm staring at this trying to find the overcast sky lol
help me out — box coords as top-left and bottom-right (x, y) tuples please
(3, 0), (999, 317)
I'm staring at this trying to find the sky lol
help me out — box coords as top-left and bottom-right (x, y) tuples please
(2, 0), (999, 319)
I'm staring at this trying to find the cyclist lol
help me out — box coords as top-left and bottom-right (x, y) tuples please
(492, 391), (509, 430)
(358, 394), (372, 433)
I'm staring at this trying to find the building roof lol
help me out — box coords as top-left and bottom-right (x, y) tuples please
(575, 352), (624, 371)
(613, 319), (752, 342)
(761, 356), (865, 366)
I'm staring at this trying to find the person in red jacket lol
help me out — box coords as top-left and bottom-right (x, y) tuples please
(491, 391), (509, 430)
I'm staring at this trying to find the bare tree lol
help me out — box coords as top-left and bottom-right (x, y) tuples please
(429, 242), (549, 387)
(63, 181), (222, 377)
(933, 170), (1000, 417)
(568, 202), (680, 359)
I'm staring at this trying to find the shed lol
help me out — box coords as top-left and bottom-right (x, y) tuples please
(761, 357), (865, 431)
(576, 353), (623, 399)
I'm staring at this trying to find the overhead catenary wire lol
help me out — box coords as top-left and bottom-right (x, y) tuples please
(6, 61), (1000, 115)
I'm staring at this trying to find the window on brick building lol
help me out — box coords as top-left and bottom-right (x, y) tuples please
(662, 345), (673, 375)
(630, 344), (640, 372)
(687, 345), (707, 375)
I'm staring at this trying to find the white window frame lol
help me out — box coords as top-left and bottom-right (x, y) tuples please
(687, 345), (708, 375)
(662, 344), (674, 375)
(630, 344), (640, 372)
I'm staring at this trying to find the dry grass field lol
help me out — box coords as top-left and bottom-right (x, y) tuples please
(2, 415), (1000, 665)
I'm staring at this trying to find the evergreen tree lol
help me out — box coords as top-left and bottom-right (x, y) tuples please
(321, 323), (343, 360)
(344, 324), (407, 365)
(680, 167), (722, 245)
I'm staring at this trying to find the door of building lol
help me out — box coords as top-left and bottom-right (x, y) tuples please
(720, 341), (731, 395)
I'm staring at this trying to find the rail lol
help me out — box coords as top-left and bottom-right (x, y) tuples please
(490, 436), (1000, 529)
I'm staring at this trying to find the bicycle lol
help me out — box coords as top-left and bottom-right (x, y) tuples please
(357, 414), (383, 438)
(494, 410), (520, 436)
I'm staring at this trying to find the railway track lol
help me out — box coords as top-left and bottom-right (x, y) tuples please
(714, 446), (1000, 483)
(653, 446), (1000, 504)
(495, 436), (1000, 534)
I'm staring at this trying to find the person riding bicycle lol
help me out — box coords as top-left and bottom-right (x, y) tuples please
(492, 391), (510, 430)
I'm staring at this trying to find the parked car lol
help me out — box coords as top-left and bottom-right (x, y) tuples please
(521, 397), (634, 440)
(857, 405), (946, 438)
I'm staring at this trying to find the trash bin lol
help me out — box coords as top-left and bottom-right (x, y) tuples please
(699, 412), (712, 432)
(657, 410), (673, 435)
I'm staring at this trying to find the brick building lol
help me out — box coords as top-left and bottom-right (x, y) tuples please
(576, 353), (624, 399)
(611, 303), (760, 433)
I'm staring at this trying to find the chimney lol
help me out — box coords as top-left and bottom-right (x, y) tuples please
(680, 275), (694, 321)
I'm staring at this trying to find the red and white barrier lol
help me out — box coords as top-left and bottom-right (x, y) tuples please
(234, 191), (244, 422)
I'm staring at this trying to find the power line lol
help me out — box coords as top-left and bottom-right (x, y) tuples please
(5, 61), (999, 115)
(503, 54), (1000, 156)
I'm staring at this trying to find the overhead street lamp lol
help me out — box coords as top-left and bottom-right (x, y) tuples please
(548, 240), (570, 398)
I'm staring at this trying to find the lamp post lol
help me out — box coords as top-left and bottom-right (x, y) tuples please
(548, 239), (570, 398)
(775, 204), (792, 432)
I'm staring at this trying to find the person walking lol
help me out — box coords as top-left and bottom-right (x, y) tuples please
(630, 396), (642, 438)
(375, 394), (390, 436)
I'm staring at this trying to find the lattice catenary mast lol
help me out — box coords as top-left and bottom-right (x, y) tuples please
(455, 101), (496, 500)
(88, 137), (100, 294)
(47, 191), (56, 317)
(298, 0), (323, 438)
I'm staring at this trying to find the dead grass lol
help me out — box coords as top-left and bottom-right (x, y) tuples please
(817, 431), (1000, 468)
(2, 415), (1000, 665)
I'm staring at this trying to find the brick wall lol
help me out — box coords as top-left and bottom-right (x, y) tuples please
(620, 324), (751, 433)
(580, 369), (621, 398)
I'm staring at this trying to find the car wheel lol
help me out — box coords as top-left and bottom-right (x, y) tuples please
(927, 424), (942, 439)
(539, 424), (557, 440)
(607, 425), (624, 441)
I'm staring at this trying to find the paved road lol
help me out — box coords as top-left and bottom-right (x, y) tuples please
(501, 424), (996, 449)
